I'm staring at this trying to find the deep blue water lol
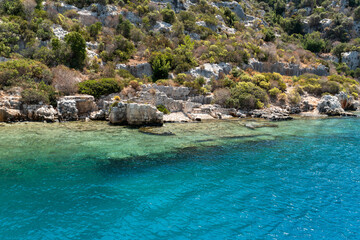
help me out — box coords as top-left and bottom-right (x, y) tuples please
(0, 119), (359, 239)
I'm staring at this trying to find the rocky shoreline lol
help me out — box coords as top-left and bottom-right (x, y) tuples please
(0, 84), (358, 126)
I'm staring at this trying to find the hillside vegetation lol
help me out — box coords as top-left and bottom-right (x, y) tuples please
(0, 0), (359, 109)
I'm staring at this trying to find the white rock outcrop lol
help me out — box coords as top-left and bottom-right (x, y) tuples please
(248, 59), (329, 76)
(317, 95), (345, 116)
(109, 102), (163, 126)
(116, 63), (153, 78)
(187, 63), (232, 80)
(341, 51), (360, 70)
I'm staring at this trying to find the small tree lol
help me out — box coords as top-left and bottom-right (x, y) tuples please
(151, 54), (171, 81)
(65, 32), (86, 69)
(117, 17), (132, 39)
(88, 22), (102, 39)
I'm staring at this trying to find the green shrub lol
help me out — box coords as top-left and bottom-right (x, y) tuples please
(226, 82), (268, 110)
(174, 36), (197, 73)
(21, 88), (49, 104)
(0, 59), (52, 88)
(65, 32), (86, 69)
(78, 78), (121, 98)
(112, 35), (135, 62)
(303, 32), (326, 53)
(88, 22), (102, 38)
(269, 87), (281, 97)
(117, 17), (132, 39)
(288, 89), (301, 105)
(262, 28), (275, 42)
(161, 8), (176, 24)
(150, 53), (171, 81)
(354, 6), (360, 21)
(156, 104), (170, 114)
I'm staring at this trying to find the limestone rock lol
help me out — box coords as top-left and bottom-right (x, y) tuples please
(116, 63), (153, 78)
(126, 103), (163, 126)
(89, 110), (106, 120)
(109, 102), (163, 126)
(212, 1), (246, 20)
(57, 99), (78, 121)
(341, 51), (360, 70)
(0, 108), (23, 122)
(24, 105), (58, 122)
(250, 107), (293, 121)
(336, 92), (358, 111)
(247, 58), (329, 76)
(51, 24), (69, 40)
(59, 95), (97, 115)
(317, 95), (345, 116)
(152, 21), (172, 34)
(109, 102), (127, 124)
(187, 63), (232, 80)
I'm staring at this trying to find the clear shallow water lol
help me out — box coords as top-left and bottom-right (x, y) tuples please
(0, 118), (359, 239)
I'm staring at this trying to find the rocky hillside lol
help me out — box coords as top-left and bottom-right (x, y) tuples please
(0, 0), (359, 119)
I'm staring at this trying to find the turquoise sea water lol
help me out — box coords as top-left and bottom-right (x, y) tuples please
(0, 118), (359, 239)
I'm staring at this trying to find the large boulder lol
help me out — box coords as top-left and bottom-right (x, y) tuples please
(126, 103), (163, 126)
(212, 1), (246, 20)
(341, 51), (360, 70)
(152, 21), (172, 34)
(336, 92), (358, 111)
(0, 108), (23, 122)
(109, 102), (127, 124)
(59, 95), (97, 115)
(57, 99), (78, 121)
(317, 95), (345, 116)
(109, 102), (163, 126)
(24, 105), (58, 122)
(116, 63), (153, 78)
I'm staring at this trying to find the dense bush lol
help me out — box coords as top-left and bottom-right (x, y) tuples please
(21, 81), (57, 105)
(174, 36), (197, 73)
(0, 59), (52, 88)
(303, 32), (325, 53)
(226, 82), (269, 110)
(21, 88), (49, 104)
(150, 53), (171, 81)
(78, 78), (121, 98)
(161, 8), (176, 24)
(293, 74), (359, 97)
(65, 32), (86, 69)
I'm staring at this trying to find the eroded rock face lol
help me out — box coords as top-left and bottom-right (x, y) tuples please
(109, 102), (127, 124)
(60, 95), (97, 114)
(0, 108), (22, 122)
(250, 107), (293, 121)
(116, 63), (153, 78)
(152, 21), (172, 34)
(212, 1), (246, 20)
(24, 105), (58, 122)
(150, 0), (194, 13)
(57, 99), (78, 120)
(341, 51), (360, 70)
(248, 59), (329, 76)
(187, 63), (232, 80)
(90, 110), (106, 120)
(109, 102), (163, 126)
(336, 92), (358, 111)
(317, 95), (345, 116)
